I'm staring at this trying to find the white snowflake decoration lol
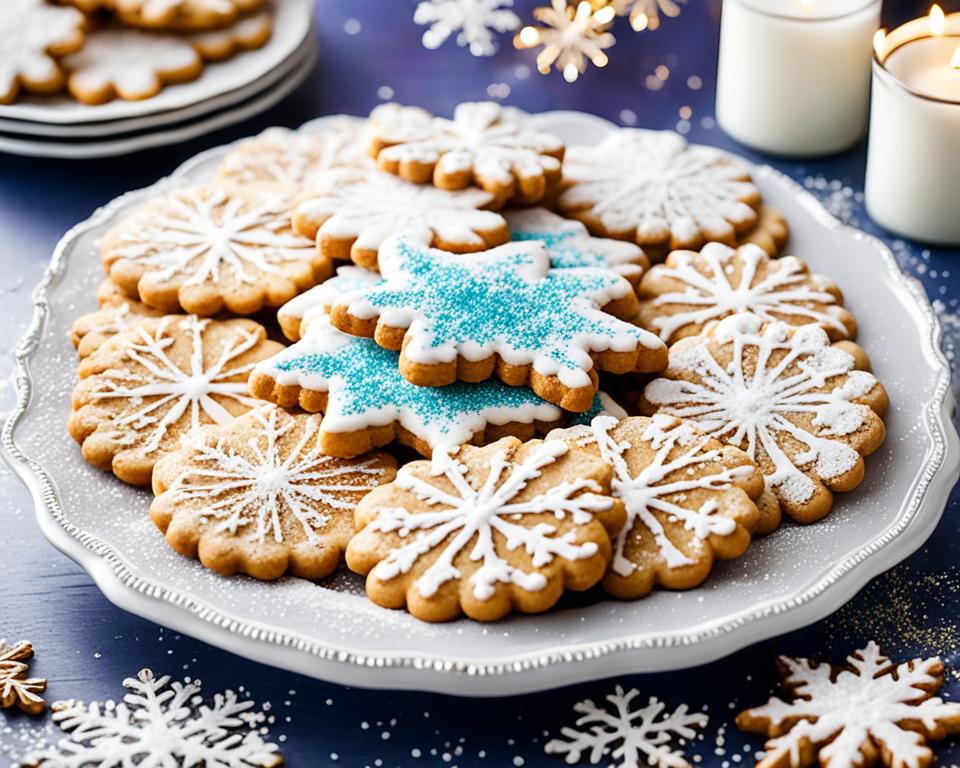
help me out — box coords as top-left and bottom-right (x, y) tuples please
(515, 0), (616, 83)
(111, 186), (314, 286)
(172, 406), (387, 545)
(546, 685), (707, 768)
(370, 441), (611, 600)
(583, 414), (754, 572)
(28, 668), (281, 768)
(90, 316), (262, 454)
(414, 0), (520, 56)
(739, 642), (960, 768)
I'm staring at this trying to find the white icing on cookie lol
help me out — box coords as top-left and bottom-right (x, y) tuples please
(279, 266), (381, 338)
(559, 129), (757, 246)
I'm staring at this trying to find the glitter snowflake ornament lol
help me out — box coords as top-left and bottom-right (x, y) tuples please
(515, 0), (617, 83)
(737, 643), (960, 768)
(414, 0), (520, 56)
(26, 668), (281, 768)
(546, 685), (707, 768)
(0, 640), (46, 715)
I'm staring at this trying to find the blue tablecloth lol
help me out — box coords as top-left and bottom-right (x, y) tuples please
(2, 1), (958, 766)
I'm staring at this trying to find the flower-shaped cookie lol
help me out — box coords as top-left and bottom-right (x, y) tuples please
(737, 204), (789, 256)
(637, 243), (857, 345)
(0, 0), (86, 105)
(108, 0), (264, 31)
(368, 101), (565, 205)
(102, 184), (325, 316)
(70, 316), (283, 485)
(345, 437), (626, 622)
(328, 236), (667, 412)
(70, 297), (167, 358)
(187, 10), (272, 61)
(151, 405), (397, 580)
(551, 414), (764, 598)
(291, 167), (510, 271)
(558, 129), (760, 259)
(642, 313), (888, 523)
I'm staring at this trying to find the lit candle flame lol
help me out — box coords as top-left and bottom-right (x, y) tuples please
(952, 45), (960, 69)
(873, 28), (886, 58)
(930, 4), (945, 36)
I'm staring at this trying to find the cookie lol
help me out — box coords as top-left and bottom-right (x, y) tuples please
(215, 120), (372, 190)
(70, 298), (167, 358)
(97, 278), (133, 308)
(249, 311), (623, 458)
(102, 184), (325, 315)
(150, 404), (397, 580)
(188, 9), (271, 61)
(368, 101), (565, 205)
(0, 0), (86, 105)
(291, 167), (510, 271)
(642, 313), (888, 523)
(345, 437), (626, 622)
(277, 265), (381, 341)
(327, 235), (667, 412)
(737, 204), (789, 256)
(558, 129), (760, 261)
(112, 0), (264, 32)
(505, 207), (650, 286)
(551, 414), (763, 598)
(60, 26), (204, 104)
(636, 243), (857, 345)
(69, 316), (283, 485)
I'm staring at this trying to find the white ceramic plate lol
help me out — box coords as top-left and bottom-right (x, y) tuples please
(0, 0), (312, 125)
(4, 112), (957, 696)
(0, 42), (315, 159)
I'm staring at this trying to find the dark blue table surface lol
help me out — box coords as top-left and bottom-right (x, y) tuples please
(2, 2), (959, 766)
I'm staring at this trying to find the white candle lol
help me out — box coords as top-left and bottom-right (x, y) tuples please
(716, 0), (881, 157)
(865, 9), (960, 245)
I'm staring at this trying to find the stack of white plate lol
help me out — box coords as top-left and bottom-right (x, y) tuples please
(0, 0), (314, 159)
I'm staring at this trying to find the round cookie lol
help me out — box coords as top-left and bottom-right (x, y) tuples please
(641, 313), (888, 524)
(636, 242), (857, 345)
(345, 437), (627, 622)
(368, 101), (565, 206)
(558, 129), (760, 261)
(0, 0), (86, 105)
(551, 414), (764, 599)
(102, 184), (325, 316)
(111, 0), (264, 32)
(69, 315), (283, 486)
(326, 235), (667, 413)
(70, 297), (168, 358)
(150, 404), (397, 580)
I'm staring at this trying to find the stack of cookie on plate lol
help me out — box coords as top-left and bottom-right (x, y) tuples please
(2, 0), (274, 105)
(67, 102), (889, 623)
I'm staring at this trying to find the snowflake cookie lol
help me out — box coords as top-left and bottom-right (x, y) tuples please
(277, 265), (382, 341)
(368, 101), (565, 205)
(0, 0), (86, 105)
(105, 0), (265, 32)
(0, 640), (46, 715)
(506, 207), (650, 285)
(25, 668), (281, 767)
(69, 316), (283, 486)
(150, 404), (396, 580)
(216, 119), (372, 190)
(737, 204), (789, 257)
(328, 235), (667, 412)
(642, 313), (888, 523)
(546, 685), (707, 768)
(187, 10), (273, 62)
(737, 642), (960, 768)
(414, 0), (520, 57)
(70, 299), (168, 359)
(636, 243), (857, 345)
(102, 184), (324, 316)
(345, 437), (626, 622)
(550, 414), (763, 598)
(558, 129), (760, 260)
(291, 166), (510, 271)
(249, 311), (622, 458)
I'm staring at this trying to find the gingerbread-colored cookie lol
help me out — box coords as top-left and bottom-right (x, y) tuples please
(368, 101), (565, 206)
(70, 298), (168, 358)
(69, 316), (283, 485)
(150, 404), (397, 580)
(345, 437), (626, 622)
(102, 184), (325, 316)
(737, 204), (789, 256)
(111, 0), (264, 32)
(636, 242), (857, 345)
(551, 414), (763, 598)
(277, 265), (381, 342)
(642, 313), (887, 523)
(327, 235), (667, 412)
(188, 10), (272, 61)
